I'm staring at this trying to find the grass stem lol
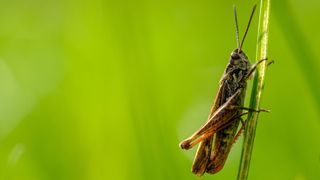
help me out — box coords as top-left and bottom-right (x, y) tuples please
(237, 0), (271, 179)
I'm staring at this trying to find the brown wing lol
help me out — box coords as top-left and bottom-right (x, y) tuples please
(190, 70), (231, 176)
(187, 86), (241, 176)
(180, 89), (242, 150)
(190, 83), (225, 176)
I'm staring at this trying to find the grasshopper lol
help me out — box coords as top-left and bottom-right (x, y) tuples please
(179, 5), (268, 176)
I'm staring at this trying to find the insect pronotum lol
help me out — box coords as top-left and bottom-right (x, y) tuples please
(179, 5), (268, 176)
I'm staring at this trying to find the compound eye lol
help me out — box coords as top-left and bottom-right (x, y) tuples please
(231, 53), (240, 59)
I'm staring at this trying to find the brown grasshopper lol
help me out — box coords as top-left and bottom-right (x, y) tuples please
(179, 5), (269, 176)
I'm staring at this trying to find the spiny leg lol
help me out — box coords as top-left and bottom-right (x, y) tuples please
(245, 58), (268, 80)
(233, 118), (245, 144)
(179, 89), (244, 150)
(230, 105), (270, 143)
(230, 105), (270, 113)
(231, 106), (270, 144)
(179, 111), (235, 150)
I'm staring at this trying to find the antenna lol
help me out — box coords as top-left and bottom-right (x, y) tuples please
(233, 5), (240, 49)
(239, 4), (257, 51)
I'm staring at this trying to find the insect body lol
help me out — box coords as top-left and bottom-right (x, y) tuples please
(179, 5), (266, 176)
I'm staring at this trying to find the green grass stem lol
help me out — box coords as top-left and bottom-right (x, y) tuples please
(237, 0), (271, 179)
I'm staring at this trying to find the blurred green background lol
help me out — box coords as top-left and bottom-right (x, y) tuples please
(0, 0), (319, 179)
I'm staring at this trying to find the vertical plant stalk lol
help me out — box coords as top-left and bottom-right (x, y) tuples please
(237, 0), (270, 179)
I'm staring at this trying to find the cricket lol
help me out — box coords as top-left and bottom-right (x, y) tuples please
(179, 5), (269, 176)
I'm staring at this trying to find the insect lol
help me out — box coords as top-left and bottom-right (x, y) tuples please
(179, 5), (269, 176)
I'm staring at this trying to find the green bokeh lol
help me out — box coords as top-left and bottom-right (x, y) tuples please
(0, 0), (319, 179)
